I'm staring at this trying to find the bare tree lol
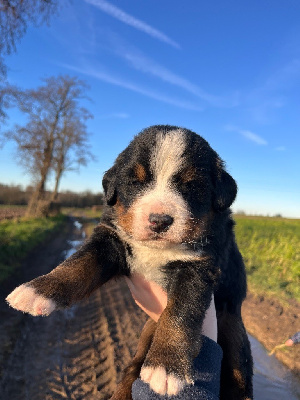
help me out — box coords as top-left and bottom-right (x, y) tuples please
(5, 75), (93, 217)
(0, 0), (59, 57)
(0, 82), (11, 129)
(50, 111), (94, 202)
(0, 0), (61, 119)
(0, 83), (24, 136)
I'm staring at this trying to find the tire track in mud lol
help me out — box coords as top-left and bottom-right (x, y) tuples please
(100, 280), (147, 380)
(0, 221), (147, 400)
(1, 280), (147, 400)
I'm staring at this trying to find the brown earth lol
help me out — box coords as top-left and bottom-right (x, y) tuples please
(0, 217), (299, 399)
(242, 292), (300, 377)
(0, 218), (147, 400)
(0, 207), (26, 220)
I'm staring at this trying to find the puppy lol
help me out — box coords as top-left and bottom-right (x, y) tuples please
(6, 125), (253, 399)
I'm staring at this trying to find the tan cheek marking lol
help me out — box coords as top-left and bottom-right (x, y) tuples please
(233, 368), (246, 390)
(135, 163), (147, 182)
(115, 200), (134, 235)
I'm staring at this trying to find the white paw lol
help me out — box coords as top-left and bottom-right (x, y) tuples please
(141, 366), (191, 396)
(6, 284), (56, 316)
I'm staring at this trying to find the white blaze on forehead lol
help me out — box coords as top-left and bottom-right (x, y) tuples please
(151, 129), (186, 187)
(128, 128), (191, 245)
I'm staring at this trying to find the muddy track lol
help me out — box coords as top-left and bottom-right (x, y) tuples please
(1, 218), (299, 399)
(0, 220), (147, 400)
(1, 281), (147, 400)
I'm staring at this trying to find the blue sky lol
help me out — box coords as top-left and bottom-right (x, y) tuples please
(1, 0), (300, 217)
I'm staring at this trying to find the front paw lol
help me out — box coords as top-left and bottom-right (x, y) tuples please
(140, 341), (194, 396)
(6, 284), (56, 316)
(141, 366), (192, 396)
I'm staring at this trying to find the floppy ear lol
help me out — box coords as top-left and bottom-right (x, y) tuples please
(102, 167), (118, 206)
(212, 159), (237, 212)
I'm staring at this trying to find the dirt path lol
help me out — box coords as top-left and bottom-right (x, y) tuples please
(0, 219), (147, 400)
(1, 279), (147, 400)
(0, 217), (75, 386)
(0, 218), (299, 399)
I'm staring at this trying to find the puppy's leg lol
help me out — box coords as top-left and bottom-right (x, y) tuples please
(217, 310), (253, 400)
(141, 259), (219, 396)
(6, 224), (128, 316)
(112, 318), (157, 400)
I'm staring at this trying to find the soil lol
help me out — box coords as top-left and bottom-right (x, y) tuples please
(0, 217), (299, 399)
(242, 292), (300, 377)
(0, 207), (26, 220)
(0, 218), (147, 400)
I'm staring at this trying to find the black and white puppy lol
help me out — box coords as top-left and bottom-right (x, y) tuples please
(6, 125), (253, 400)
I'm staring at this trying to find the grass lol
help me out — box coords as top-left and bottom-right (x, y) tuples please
(0, 214), (66, 283)
(234, 215), (300, 303)
(62, 207), (102, 220)
(0, 204), (27, 208)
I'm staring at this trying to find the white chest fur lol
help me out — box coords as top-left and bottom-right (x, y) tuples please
(126, 241), (201, 288)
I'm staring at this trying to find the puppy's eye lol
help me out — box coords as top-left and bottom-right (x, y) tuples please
(183, 179), (196, 185)
(130, 179), (144, 187)
(181, 180), (200, 195)
(178, 176), (196, 185)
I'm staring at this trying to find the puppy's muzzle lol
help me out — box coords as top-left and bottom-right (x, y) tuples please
(149, 213), (174, 233)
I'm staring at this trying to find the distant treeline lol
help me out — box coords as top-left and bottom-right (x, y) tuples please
(0, 184), (104, 208)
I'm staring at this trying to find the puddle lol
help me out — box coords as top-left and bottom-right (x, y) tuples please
(73, 220), (82, 230)
(249, 334), (300, 399)
(64, 239), (82, 259)
(63, 220), (86, 259)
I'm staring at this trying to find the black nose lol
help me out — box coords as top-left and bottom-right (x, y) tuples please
(149, 213), (174, 233)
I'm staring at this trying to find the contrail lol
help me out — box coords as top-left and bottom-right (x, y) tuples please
(84, 0), (180, 49)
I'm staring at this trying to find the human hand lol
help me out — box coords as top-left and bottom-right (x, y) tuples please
(285, 339), (294, 347)
(125, 273), (218, 342)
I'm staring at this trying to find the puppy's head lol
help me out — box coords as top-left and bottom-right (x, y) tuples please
(103, 125), (237, 248)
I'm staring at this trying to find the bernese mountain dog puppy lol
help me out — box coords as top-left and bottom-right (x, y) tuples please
(6, 125), (253, 400)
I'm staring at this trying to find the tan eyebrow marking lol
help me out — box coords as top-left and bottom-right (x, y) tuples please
(181, 167), (197, 183)
(135, 163), (147, 182)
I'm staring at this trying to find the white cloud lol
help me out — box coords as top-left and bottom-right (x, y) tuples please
(245, 58), (300, 124)
(263, 59), (300, 92)
(248, 98), (285, 125)
(225, 125), (268, 145)
(239, 130), (268, 145)
(62, 63), (203, 111)
(113, 48), (239, 108)
(275, 146), (286, 151)
(84, 0), (180, 49)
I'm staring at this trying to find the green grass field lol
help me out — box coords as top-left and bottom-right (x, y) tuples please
(62, 207), (102, 220)
(0, 209), (299, 304)
(0, 214), (66, 283)
(234, 215), (300, 303)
